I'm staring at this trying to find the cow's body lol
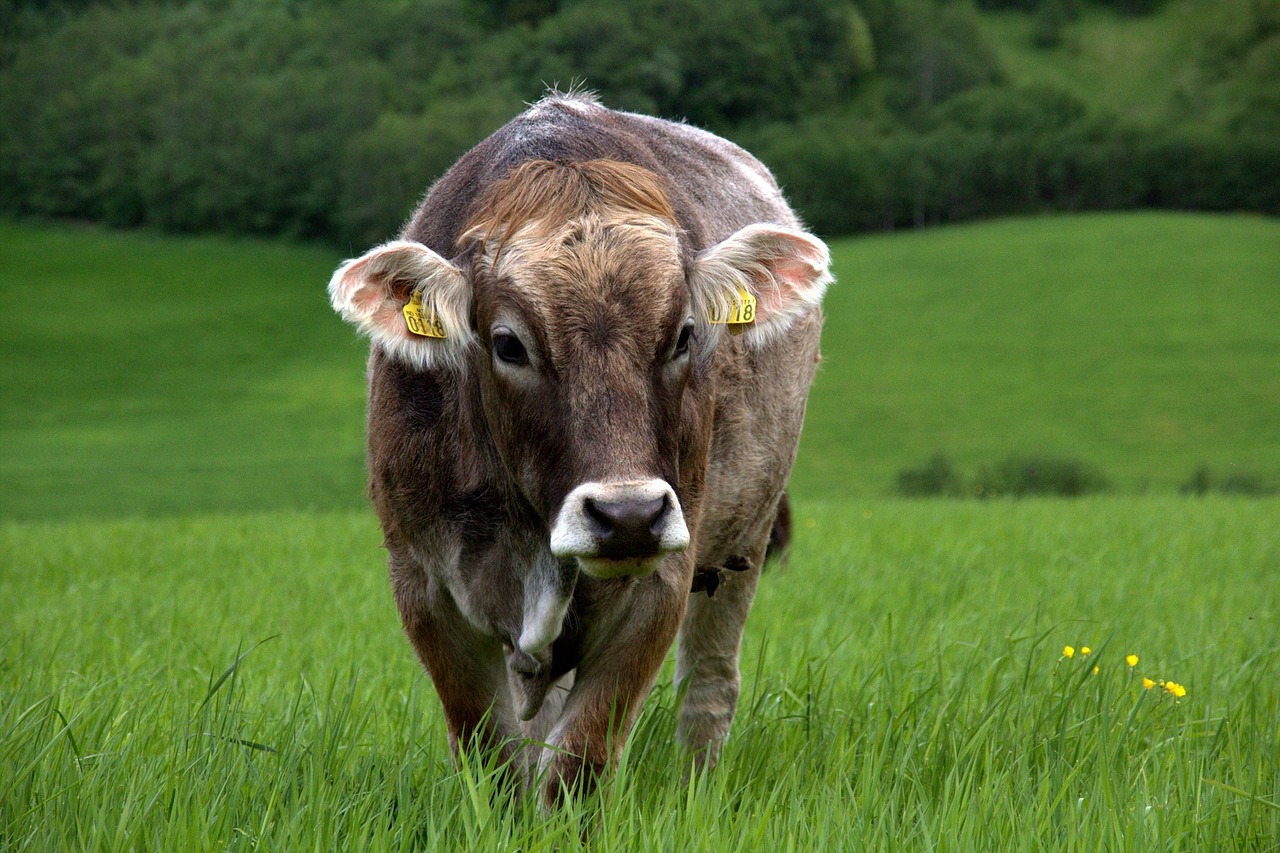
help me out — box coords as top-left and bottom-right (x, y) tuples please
(330, 93), (829, 803)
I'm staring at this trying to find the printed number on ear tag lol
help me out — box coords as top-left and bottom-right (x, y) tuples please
(403, 290), (447, 339)
(706, 285), (757, 336)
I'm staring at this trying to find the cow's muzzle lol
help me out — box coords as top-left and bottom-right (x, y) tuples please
(549, 479), (690, 578)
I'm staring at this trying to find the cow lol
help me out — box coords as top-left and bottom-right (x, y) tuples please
(328, 91), (831, 806)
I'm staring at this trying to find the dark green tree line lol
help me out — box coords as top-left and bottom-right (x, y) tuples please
(0, 0), (1275, 245)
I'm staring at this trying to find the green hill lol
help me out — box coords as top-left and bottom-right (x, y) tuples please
(797, 211), (1280, 496)
(2, 212), (1277, 518)
(0, 223), (368, 519)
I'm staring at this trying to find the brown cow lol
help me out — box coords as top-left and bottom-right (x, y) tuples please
(328, 92), (830, 805)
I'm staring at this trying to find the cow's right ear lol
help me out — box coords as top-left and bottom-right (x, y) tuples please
(328, 240), (474, 370)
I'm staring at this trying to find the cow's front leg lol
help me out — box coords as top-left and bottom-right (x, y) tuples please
(675, 548), (763, 773)
(539, 575), (685, 806)
(394, 574), (520, 770)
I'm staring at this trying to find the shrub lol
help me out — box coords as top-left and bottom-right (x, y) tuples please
(1180, 466), (1279, 496)
(1179, 466), (1213, 496)
(974, 454), (1111, 497)
(896, 453), (965, 497)
(895, 452), (1113, 498)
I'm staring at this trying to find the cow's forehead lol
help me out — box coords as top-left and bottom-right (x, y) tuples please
(483, 214), (687, 350)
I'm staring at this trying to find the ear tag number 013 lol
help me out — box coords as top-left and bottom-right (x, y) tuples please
(707, 285), (757, 335)
(403, 289), (447, 339)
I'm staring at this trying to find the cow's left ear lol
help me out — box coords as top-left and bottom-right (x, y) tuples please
(690, 224), (832, 347)
(328, 240), (474, 370)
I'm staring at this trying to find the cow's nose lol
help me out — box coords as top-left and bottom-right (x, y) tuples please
(582, 495), (667, 558)
(549, 479), (691, 575)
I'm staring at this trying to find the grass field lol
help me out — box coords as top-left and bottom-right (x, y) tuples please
(2, 212), (1278, 519)
(800, 212), (1280, 498)
(3, 214), (1278, 847)
(0, 222), (367, 519)
(2, 499), (1277, 848)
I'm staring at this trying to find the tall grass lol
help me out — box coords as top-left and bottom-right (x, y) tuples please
(4, 499), (1277, 848)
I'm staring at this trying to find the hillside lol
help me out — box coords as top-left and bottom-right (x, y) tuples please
(0, 223), (367, 518)
(3, 0), (1275, 245)
(2, 212), (1277, 518)
(796, 211), (1280, 496)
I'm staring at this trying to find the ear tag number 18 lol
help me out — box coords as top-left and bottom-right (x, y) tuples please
(707, 285), (757, 336)
(403, 289), (447, 339)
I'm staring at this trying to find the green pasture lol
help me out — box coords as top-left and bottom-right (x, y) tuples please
(3, 213), (1277, 845)
(2, 212), (1278, 519)
(799, 211), (1280, 498)
(0, 223), (367, 519)
(3, 499), (1277, 848)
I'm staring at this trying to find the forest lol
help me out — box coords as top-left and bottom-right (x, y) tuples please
(2, 0), (1277, 245)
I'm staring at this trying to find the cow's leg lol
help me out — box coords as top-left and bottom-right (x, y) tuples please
(393, 574), (519, 771)
(521, 671), (573, 744)
(675, 545), (765, 773)
(538, 580), (685, 806)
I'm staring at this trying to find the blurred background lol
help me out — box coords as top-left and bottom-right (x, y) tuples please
(1, 0), (1278, 518)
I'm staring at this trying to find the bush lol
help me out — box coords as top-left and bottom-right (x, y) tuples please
(896, 453), (965, 497)
(1180, 466), (1214, 496)
(895, 452), (1111, 498)
(1180, 466), (1278, 496)
(974, 454), (1111, 497)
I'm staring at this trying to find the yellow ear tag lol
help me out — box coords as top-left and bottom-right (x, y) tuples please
(707, 285), (757, 335)
(402, 289), (447, 339)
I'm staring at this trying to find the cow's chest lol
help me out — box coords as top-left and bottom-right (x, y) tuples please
(425, 527), (579, 661)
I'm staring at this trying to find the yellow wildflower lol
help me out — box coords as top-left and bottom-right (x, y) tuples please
(1063, 646), (1075, 659)
(1092, 666), (1099, 675)
(1125, 654), (1139, 668)
(1142, 678), (1155, 689)
(1164, 681), (1187, 698)
(1081, 646), (1091, 657)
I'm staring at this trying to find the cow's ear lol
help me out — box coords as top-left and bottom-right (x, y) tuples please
(690, 224), (832, 347)
(328, 240), (474, 369)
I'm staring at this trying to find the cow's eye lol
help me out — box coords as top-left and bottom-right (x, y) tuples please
(672, 321), (694, 360)
(492, 330), (529, 366)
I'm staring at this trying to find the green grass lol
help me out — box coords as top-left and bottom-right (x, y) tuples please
(3, 498), (1278, 848)
(797, 211), (1280, 498)
(3, 212), (1278, 517)
(3, 215), (1277, 845)
(0, 221), (368, 519)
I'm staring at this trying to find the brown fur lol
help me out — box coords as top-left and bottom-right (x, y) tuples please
(463, 159), (678, 261)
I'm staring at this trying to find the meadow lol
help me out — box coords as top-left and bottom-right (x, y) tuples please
(2, 211), (1278, 519)
(2, 213), (1279, 848)
(2, 500), (1277, 848)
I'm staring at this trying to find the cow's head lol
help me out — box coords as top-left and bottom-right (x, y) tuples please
(330, 160), (830, 578)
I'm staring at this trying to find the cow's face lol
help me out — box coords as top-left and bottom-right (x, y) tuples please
(469, 213), (695, 578)
(329, 160), (830, 578)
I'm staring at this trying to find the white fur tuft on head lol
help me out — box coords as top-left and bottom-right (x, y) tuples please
(328, 240), (475, 371)
(690, 224), (832, 348)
